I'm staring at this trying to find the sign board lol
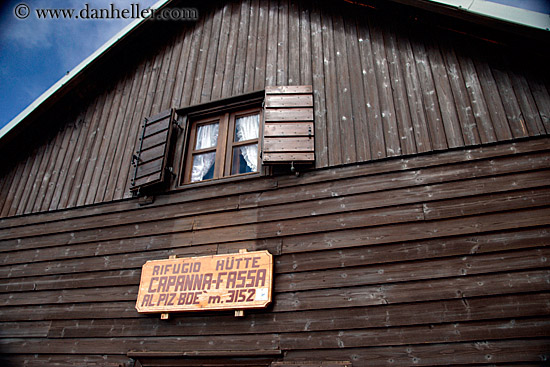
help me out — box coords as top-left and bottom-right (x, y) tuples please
(136, 251), (273, 313)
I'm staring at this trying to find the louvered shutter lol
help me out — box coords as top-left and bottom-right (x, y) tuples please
(262, 85), (314, 164)
(130, 109), (174, 192)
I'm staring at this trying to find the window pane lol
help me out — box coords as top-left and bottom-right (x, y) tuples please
(191, 152), (216, 182)
(234, 114), (259, 142)
(195, 123), (219, 150)
(231, 144), (258, 175)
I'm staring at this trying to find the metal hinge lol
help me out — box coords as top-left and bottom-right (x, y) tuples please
(131, 153), (141, 166)
(166, 166), (176, 177)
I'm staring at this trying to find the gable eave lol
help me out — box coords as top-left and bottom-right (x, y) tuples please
(1, 0), (548, 149)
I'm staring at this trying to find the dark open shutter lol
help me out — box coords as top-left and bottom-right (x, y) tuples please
(262, 85), (314, 164)
(130, 109), (174, 192)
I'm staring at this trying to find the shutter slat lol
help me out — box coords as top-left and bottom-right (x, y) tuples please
(265, 94), (313, 108)
(264, 137), (314, 152)
(264, 108), (314, 122)
(143, 120), (169, 138)
(134, 157), (164, 179)
(264, 122), (314, 137)
(138, 145), (166, 164)
(265, 85), (313, 94)
(130, 109), (174, 192)
(263, 152), (315, 162)
(141, 129), (170, 148)
(132, 172), (163, 188)
(262, 86), (314, 164)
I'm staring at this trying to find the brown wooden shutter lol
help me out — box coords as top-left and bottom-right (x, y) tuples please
(262, 85), (314, 164)
(130, 109), (174, 192)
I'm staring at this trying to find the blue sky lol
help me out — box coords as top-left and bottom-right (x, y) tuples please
(0, 0), (157, 131)
(487, 0), (550, 13)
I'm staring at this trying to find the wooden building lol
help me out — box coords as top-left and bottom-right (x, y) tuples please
(0, 0), (549, 365)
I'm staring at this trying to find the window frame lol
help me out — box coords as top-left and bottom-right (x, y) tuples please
(182, 107), (262, 184)
(183, 114), (228, 183)
(173, 91), (265, 188)
(225, 107), (263, 177)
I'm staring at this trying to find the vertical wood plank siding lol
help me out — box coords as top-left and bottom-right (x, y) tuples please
(0, 0), (549, 216)
(0, 138), (549, 365)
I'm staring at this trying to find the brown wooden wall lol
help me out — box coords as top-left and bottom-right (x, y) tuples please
(0, 137), (549, 365)
(0, 0), (549, 218)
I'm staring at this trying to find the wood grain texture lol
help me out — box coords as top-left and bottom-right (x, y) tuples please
(0, 140), (548, 364)
(285, 339), (550, 366)
(0, 1), (549, 364)
(0, 0), (548, 216)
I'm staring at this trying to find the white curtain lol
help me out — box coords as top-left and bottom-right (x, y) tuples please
(235, 115), (259, 172)
(191, 123), (219, 182)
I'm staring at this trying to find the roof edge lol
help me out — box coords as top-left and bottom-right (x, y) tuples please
(424, 0), (550, 31)
(381, 0), (550, 41)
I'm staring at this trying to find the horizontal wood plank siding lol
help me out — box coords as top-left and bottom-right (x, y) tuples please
(0, 1), (549, 362)
(0, 0), (548, 216)
(0, 138), (549, 365)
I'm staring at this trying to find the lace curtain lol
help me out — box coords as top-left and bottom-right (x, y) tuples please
(191, 123), (219, 182)
(235, 115), (259, 172)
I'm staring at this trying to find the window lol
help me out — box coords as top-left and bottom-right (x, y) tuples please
(130, 86), (314, 194)
(182, 107), (262, 183)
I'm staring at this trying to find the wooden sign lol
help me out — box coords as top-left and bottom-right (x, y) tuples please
(136, 251), (273, 314)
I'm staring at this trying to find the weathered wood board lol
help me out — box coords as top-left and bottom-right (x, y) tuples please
(0, 0), (549, 365)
